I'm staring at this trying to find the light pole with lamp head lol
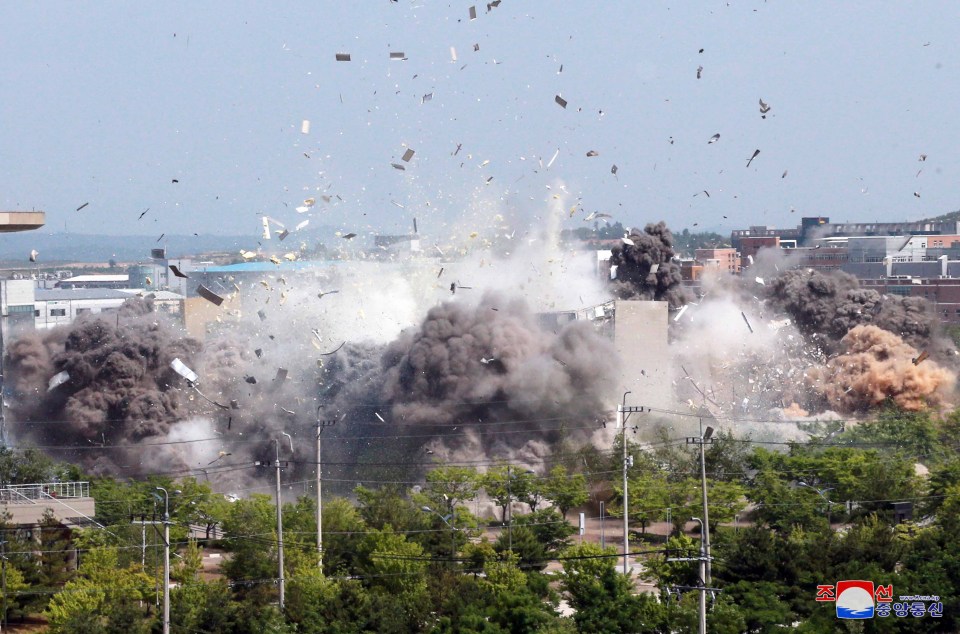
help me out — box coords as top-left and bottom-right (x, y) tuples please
(799, 482), (835, 526)
(421, 506), (457, 564)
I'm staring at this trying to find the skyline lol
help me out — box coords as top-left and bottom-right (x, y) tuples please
(2, 1), (959, 241)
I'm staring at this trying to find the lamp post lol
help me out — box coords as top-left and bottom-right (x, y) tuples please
(155, 487), (170, 634)
(799, 482), (835, 526)
(421, 506), (456, 565)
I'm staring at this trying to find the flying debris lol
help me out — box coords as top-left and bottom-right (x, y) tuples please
(584, 211), (613, 222)
(29, 249), (38, 262)
(914, 192), (921, 198)
(76, 202), (89, 211)
(274, 368), (288, 383)
(741, 312), (754, 333)
(169, 265), (188, 278)
(611, 164), (618, 176)
(673, 305), (689, 322)
(317, 289), (340, 299)
(759, 98), (771, 115)
(546, 148), (560, 169)
(913, 350), (930, 365)
(919, 154), (927, 162)
(586, 150), (599, 157)
(278, 229), (290, 241)
(469, 5), (477, 19)
(708, 133), (720, 144)
(138, 208), (150, 220)
(746, 149), (761, 167)
(196, 285), (225, 306)
(170, 358), (200, 385)
(47, 371), (70, 392)
(391, 163), (406, 171)
(342, 233), (357, 240)
(389, 51), (406, 60)
(335, 53), (351, 61)
(320, 341), (346, 356)
(697, 65), (703, 79)
(782, 170), (788, 179)
(402, 148), (415, 162)
(555, 95), (568, 109)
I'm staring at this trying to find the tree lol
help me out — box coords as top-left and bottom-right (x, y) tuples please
(44, 547), (153, 634)
(170, 579), (238, 634)
(559, 543), (665, 633)
(543, 466), (588, 519)
(422, 466), (481, 516)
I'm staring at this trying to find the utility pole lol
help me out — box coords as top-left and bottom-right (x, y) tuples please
(693, 517), (707, 634)
(507, 465), (512, 552)
(618, 392), (643, 575)
(315, 413), (335, 573)
(687, 421), (714, 586)
(155, 487), (170, 634)
(1, 539), (7, 633)
(275, 434), (292, 610)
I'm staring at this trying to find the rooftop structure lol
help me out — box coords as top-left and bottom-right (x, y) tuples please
(0, 211), (45, 232)
(0, 481), (96, 527)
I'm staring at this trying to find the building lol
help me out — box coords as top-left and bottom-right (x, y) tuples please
(732, 217), (960, 253)
(694, 248), (740, 274)
(0, 481), (96, 528)
(0, 211), (45, 233)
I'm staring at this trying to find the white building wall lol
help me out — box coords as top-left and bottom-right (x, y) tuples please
(35, 297), (128, 330)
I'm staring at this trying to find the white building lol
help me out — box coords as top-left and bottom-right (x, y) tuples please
(34, 288), (136, 329)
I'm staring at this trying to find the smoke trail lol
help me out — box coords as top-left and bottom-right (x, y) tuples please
(608, 222), (691, 308)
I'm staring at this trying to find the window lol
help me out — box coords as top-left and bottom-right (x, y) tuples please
(34, 310), (39, 317)
(76, 308), (90, 314)
(50, 308), (67, 317)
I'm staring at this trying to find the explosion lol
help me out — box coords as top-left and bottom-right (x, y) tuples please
(608, 222), (691, 308)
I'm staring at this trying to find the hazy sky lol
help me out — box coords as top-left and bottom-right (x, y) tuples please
(2, 1), (959, 240)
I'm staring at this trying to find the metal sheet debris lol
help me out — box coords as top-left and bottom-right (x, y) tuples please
(402, 148), (415, 162)
(170, 358), (199, 384)
(555, 95), (568, 109)
(47, 371), (70, 392)
(169, 265), (188, 278)
(196, 285), (225, 306)
(335, 53), (351, 62)
(301, 120), (310, 134)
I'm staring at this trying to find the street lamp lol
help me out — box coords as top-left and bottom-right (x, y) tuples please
(421, 506), (457, 564)
(799, 482), (835, 526)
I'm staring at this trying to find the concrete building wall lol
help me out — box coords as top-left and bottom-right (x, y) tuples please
(611, 300), (671, 411)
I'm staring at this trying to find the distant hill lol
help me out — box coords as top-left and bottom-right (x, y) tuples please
(0, 226), (342, 263)
(922, 209), (960, 223)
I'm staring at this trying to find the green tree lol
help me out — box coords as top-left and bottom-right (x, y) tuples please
(422, 466), (481, 516)
(543, 466), (588, 519)
(559, 542), (665, 633)
(44, 547), (153, 634)
(170, 579), (238, 634)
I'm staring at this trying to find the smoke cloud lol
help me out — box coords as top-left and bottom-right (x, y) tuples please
(805, 325), (955, 412)
(608, 222), (691, 308)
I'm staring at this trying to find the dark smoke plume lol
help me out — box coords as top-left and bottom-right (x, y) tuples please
(763, 269), (954, 360)
(378, 291), (617, 451)
(608, 221), (691, 308)
(6, 298), (203, 473)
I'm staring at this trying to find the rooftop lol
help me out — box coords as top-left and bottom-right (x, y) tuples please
(0, 211), (45, 232)
(37, 288), (135, 301)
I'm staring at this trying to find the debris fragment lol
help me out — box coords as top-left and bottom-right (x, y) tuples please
(321, 341), (346, 356)
(586, 150), (599, 157)
(391, 163), (406, 171)
(389, 51), (405, 60)
(611, 164), (618, 176)
(555, 95), (568, 109)
(274, 368), (288, 382)
(913, 350), (930, 365)
(342, 233), (357, 240)
(301, 120), (311, 134)
(335, 53), (351, 62)
(746, 149), (761, 167)
(257, 309), (267, 321)
(47, 371), (70, 392)
(708, 133), (720, 144)
(741, 312), (754, 333)
(29, 249), (38, 263)
(402, 148), (415, 162)
(469, 5), (477, 19)
(196, 285), (225, 306)
(278, 229), (290, 241)
(76, 202), (89, 211)
(169, 265), (188, 278)
(170, 358), (199, 384)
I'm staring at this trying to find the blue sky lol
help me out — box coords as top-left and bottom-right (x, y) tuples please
(2, 1), (959, 240)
